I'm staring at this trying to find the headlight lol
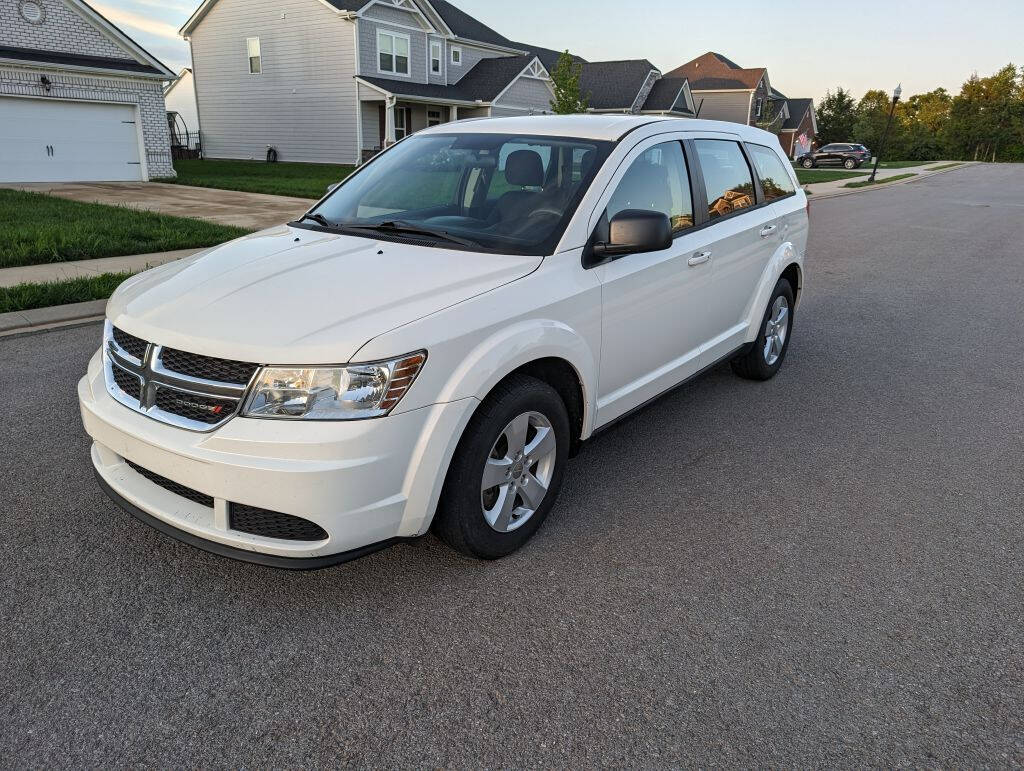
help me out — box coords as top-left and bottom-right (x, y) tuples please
(242, 351), (426, 420)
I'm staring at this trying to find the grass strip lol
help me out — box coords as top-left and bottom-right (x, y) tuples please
(161, 159), (355, 199)
(795, 169), (868, 185)
(0, 272), (131, 314)
(877, 161), (936, 169)
(929, 162), (963, 171)
(0, 189), (248, 269)
(843, 173), (917, 189)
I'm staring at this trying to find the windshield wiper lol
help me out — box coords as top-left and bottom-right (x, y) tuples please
(298, 212), (337, 228)
(341, 220), (481, 248)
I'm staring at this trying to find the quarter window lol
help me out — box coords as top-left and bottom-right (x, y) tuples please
(693, 139), (756, 220)
(606, 141), (693, 234)
(430, 41), (442, 74)
(246, 37), (261, 74)
(746, 143), (796, 202)
(378, 30), (410, 75)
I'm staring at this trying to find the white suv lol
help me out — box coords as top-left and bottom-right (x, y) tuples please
(78, 115), (807, 568)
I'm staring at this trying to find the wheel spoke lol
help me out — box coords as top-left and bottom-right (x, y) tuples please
(482, 457), (512, 491)
(491, 485), (517, 531)
(772, 334), (783, 357)
(504, 413), (530, 456)
(764, 338), (774, 361)
(774, 306), (789, 328)
(518, 473), (547, 510)
(525, 425), (556, 462)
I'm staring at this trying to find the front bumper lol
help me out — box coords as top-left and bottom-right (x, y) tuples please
(79, 349), (478, 567)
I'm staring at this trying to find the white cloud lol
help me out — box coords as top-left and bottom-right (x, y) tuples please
(92, 2), (182, 41)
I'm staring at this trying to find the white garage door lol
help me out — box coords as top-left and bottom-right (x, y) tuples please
(0, 97), (144, 183)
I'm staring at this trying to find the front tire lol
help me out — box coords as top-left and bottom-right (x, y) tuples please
(801, 157), (814, 169)
(843, 158), (857, 169)
(433, 374), (570, 559)
(731, 278), (795, 381)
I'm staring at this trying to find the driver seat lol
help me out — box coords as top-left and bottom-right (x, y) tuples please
(487, 150), (545, 225)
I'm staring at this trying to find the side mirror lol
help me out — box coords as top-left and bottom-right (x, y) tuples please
(593, 210), (672, 260)
(326, 182), (340, 194)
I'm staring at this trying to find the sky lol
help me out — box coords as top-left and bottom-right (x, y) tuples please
(99, 0), (1024, 101)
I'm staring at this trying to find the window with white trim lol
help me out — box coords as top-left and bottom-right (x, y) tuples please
(378, 30), (410, 75)
(430, 40), (442, 75)
(450, 46), (462, 66)
(246, 37), (261, 74)
(754, 97), (763, 118)
(427, 108), (442, 126)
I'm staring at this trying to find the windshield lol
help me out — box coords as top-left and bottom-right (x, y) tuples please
(305, 132), (613, 255)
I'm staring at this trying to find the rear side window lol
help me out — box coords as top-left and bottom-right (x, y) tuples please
(693, 139), (755, 220)
(606, 141), (694, 233)
(746, 143), (796, 202)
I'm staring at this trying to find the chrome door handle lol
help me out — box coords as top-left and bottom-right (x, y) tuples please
(687, 251), (711, 267)
(759, 224), (778, 238)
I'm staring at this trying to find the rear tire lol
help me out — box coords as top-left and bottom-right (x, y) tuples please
(731, 278), (795, 381)
(433, 374), (570, 559)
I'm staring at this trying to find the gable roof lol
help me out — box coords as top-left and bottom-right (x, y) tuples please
(509, 42), (585, 72)
(6, 0), (174, 78)
(424, 0), (517, 47)
(781, 98), (814, 130)
(664, 51), (765, 91)
(641, 77), (693, 114)
(579, 59), (657, 110)
(358, 54), (549, 104)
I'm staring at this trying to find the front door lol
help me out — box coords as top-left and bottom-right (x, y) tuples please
(592, 137), (717, 427)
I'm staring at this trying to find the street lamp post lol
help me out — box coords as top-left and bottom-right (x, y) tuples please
(867, 84), (902, 183)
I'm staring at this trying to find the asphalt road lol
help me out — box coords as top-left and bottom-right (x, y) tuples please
(2, 164), (1022, 767)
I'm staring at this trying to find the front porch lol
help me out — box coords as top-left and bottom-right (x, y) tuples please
(356, 83), (489, 163)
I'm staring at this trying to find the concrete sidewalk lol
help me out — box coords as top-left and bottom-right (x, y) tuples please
(0, 247), (203, 289)
(805, 161), (971, 199)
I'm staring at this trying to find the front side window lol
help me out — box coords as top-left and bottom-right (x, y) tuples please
(246, 37), (261, 74)
(746, 143), (796, 202)
(308, 133), (612, 256)
(694, 139), (755, 220)
(606, 141), (693, 233)
(430, 41), (442, 74)
(378, 30), (409, 75)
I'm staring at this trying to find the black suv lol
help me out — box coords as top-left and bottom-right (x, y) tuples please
(798, 143), (872, 169)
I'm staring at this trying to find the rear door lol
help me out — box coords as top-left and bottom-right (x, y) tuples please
(687, 135), (780, 361)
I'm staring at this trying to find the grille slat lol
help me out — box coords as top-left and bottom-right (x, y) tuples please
(154, 388), (237, 425)
(112, 326), (147, 360)
(160, 348), (259, 386)
(111, 364), (142, 401)
(229, 504), (328, 542)
(126, 461), (214, 508)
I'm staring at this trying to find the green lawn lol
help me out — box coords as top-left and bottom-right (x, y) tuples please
(876, 160), (936, 169)
(164, 159), (356, 199)
(0, 272), (131, 314)
(795, 168), (868, 185)
(929, 162), (963, 171)
(0, 190), (249, 269)
(843, 173), (917, 188)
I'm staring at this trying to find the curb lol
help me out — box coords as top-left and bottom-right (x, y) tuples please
(806, 162), (973, 200)
(0, 299), (106, 338)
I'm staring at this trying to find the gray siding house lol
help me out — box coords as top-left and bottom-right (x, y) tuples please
(181, 0), (560, 164)
(0, 0), (175, 182)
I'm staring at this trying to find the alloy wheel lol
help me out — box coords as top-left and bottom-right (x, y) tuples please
(481, 411), (557, 533)
(762, 295), (790, 366)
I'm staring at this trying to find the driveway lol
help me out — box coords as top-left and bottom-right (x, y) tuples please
(2, 181), (313, 230)
(1, 164), (1022, 766)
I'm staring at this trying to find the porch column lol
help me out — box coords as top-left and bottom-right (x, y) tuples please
(385, 96), (397, 146)
(450, 104), (458, 121)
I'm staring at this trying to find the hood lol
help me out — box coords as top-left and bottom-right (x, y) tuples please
(107, 225), (541, 364)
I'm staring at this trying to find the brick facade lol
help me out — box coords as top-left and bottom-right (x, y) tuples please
(0, 0), (174, 178)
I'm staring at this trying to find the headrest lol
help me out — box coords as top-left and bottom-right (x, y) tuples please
(505, 150), (544, 186)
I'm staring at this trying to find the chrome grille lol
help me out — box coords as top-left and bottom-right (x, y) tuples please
(103, 321), (260, 432)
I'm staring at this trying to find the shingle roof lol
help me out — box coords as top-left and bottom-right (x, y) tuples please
(664, 51), (766, 91)
(642, 77), (691, 113)
(579, 59), (656, 110)
(782, 98), (813, 130)
(423, 0), (515, 47)
(509, 42), (585, 72)
(359, 54), (540, 103)
(0, 45), (163, 75)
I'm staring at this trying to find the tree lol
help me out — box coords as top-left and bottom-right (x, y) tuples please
(815, 87), (857, 145)
(946, 65), (1024, 161)
(549, 50), (588, 114)
(853, 89), (899, 152)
